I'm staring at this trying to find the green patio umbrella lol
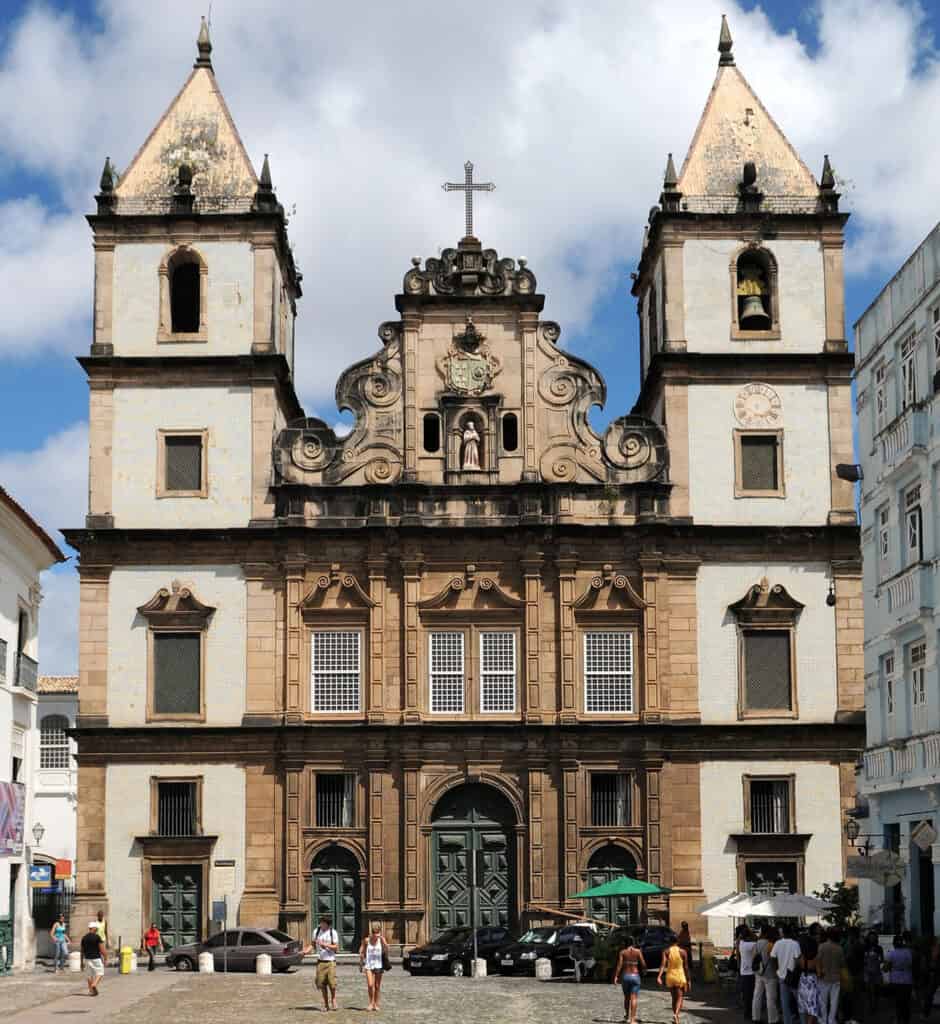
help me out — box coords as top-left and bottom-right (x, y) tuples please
(572, 876), (672, 898)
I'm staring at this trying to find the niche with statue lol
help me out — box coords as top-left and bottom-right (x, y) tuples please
(441, 396), (501, 482)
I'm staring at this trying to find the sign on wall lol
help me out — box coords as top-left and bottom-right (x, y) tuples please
(29, 864), (52, 888)
(0, 782), (25, 856)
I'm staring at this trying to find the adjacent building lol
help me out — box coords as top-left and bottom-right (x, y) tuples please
(66, 18), (863, 954)
(0, 488), (65, 966)
(856, 222), (940, 935)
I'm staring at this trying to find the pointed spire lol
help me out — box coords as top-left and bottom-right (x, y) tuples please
(819, 154), (835, 190)
(195, 16), (213, 68)
(660, 152), (682, 212)
(818, 154), (840, 213)
(99, 156), (114, 194)
(718, 14), (734, 66)
(259, 153), (273, 191)
(663, 153), (678, 190)
(253, 153), (281, 214)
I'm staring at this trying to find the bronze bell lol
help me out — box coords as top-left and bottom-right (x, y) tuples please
(740, 294), (771, 330)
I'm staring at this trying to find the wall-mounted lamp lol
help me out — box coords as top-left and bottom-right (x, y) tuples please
(826, 580), (836, 607)
(31, 822), (45, 845)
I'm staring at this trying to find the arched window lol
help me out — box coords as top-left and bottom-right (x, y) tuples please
(40, 715), (69, 769)
(733, 247), (778, 334)
(501, 412), (518, 452)
(423, 413), (441, 453)
(159, 247), (207, 341)
(171, 262), (200, 333)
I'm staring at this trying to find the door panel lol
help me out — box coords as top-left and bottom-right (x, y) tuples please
(311, 868), (359, 952)
(432, 828), (512, 934)
(153, 865), (202, 951)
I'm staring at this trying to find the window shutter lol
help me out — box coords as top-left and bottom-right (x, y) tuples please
(153, 632), (201, 714)
(165, 435), (203, 492)
(740, 435), (778, 491)
(743, 630), (792, 710)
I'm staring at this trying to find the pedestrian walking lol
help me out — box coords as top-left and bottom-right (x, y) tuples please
(140, 922), (164, 972)
(657, 934), (690, 1024)
(843, 926), (865, 1023)
(81, 922), (106, 997)
(862, 930), (884, 1020)
(677, 920), (694, 976)
(886, 932), (914, 1024)
(816, 927), (844, 1024)
(50, 914), (71, 972)
(773, 923), (803, 1024)
(797, 930), (821, 1024)
(303, 914), (340, 1012)
(358, 924), (389, 1013)
(752, 925), (780, 1024)
(738, 925), (758, 1021)
(95, 911), (108, 964)
(613, 933), (647, 1024)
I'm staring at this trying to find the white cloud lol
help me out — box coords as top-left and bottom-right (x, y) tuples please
(36, 565), (79, 676)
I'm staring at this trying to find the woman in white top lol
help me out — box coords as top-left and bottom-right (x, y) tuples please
(359, 923), (389, 1012)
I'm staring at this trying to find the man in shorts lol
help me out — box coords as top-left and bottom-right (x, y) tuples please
(304, 915), (339, 1011)
(81, 922), (106, 996)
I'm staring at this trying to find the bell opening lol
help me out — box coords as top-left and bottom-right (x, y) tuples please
(736, 252), (773, 330)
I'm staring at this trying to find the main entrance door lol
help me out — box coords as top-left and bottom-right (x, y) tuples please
(311, 846), (360, 952)
(431, 783), (515, 935)
(152, 865), (201, 951)
(585, 845), (637, 928)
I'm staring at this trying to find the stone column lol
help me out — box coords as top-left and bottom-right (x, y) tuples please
(556, 547), (578, 723)
(521, 547), (544, 722)
(284, 556), (305, 722)
(242, 763), (280, 928)
(71, 761), (108, 928)
(401, 552), (423, 722)
(402, 312), (421, 481)
(245, 564), (280, 722)
(822, 231), (847, 352)
(661, 240), (686, 351)
(251, 243), (276, 354)
(519, 311), (540, 481)
(78, 565), (110, 726)
(833, 560), (864, 718)
(92, 242), (114, 355)
(87, 380), (114, 528)
(639, 555), (660, 720)
(560, 752), (580, 908)
(367, 551), (387, 723)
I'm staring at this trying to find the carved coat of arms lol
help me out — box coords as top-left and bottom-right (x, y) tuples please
(438, 317), (502, 395)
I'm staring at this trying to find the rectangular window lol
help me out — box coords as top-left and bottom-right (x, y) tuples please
(584, 632), (634, 713)
(153, 632), (201, 715)
(875, 364), (888, 432)
(39, 716), (69, 769)
(905, 484), (923, 564)
(157, 781), (197, 836)
(742, 629), (793, 712)
(911, 641), (927, 732)
(315, 773), (355, 828)
(0, 637), (6, 682)
(590, 773), (632, 826)
(879, 506), (890, 576)
(164, 434), (203, 492)
(480, 632), (516, 713)
(901, 333), (917, 410)
(429, 632), (464, 713)
(311, 632), (361, 713)
(735, 432), (784, 497)
(934, 308), (940, 362)
(748, 779), (792, 834)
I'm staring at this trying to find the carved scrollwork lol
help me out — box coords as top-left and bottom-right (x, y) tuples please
(403, 244), (538, 297)
(602, 416), (669, 483)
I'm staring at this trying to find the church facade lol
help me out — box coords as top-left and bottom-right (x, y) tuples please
(67, 18), (863, 951)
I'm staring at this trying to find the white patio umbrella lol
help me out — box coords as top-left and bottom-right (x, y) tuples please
(745, 893), (834, 917)
(696, 892), (757, 917)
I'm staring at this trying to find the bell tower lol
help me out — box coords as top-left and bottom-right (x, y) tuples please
(632, 15), (854, 529)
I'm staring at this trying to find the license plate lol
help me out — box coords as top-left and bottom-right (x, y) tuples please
(501, 959), (513, 966)
(410, 958), (424, 965)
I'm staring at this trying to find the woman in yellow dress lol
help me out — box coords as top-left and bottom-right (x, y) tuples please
(656, 935), (691, 1024)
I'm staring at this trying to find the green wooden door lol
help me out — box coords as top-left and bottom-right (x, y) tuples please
(152, 866), (201, 951)
(311, 847), (360, 952)
(585, 845), (637, 928)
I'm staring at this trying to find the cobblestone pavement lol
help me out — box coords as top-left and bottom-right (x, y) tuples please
(59, 965), (734, 1024)
(0, 968), (80, 1017)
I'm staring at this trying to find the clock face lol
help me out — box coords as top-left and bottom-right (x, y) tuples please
(734, 383), (782, 427)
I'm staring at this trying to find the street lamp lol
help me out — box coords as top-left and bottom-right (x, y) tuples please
(31, 822), (45, 845)
(844, 817), (860, 844)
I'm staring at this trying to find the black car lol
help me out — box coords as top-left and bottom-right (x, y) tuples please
(496, 924), (596, 977)
(608, 925), (678, 970)
(166, 927), (304, 973)
(403, 926), (514, 978)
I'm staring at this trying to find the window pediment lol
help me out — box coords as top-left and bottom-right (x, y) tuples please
(729, 577), (804, 626)
(301, 565), (376, 613)
(137, 581), (215, 628)
(572, 565), (646, 612)
(418, 565), (523, 612)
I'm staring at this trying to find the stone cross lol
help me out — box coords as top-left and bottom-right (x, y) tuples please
(442, 161), (495, 239)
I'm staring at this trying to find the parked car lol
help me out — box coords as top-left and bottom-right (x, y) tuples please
(166, 927), (304, 973)
(403, 926), (514, 978)
(496, 924), (596, 977)
(607, 925), (678, 970)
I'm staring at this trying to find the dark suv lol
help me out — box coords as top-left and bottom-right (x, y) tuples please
(403, 926), (514, 978)
(496, 924), (596, 977)
(166, 927), (304, 973)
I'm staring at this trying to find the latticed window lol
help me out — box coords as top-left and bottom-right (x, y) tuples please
(591, 773), (631, 826)
(157, 781), (197, 836)
(742, 630), (792, 711)
(153, 632), (201, 715)
(316, 773), (355, 828)
(429, 632), (464, 713)
(39, 715), (69, 769)
(739, 434), (780, 492)
(901, 333), (917, 409)
(905, 484), (922, 564)
(584, 632), (634, 713)
(875, 364), (888, 432)
(480, 632), (516, 713)
(311, 632), (361, 713)
(164, 434), (203, 493)
(748, 779), (791, 834)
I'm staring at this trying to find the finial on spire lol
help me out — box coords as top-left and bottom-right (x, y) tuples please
(818, 154), (840, 212)
(718, 14), (734, 66)
(819, 154), (835, 191)
(195, 16), (213, 68)
(253, 153), (281, 214)
(663, 153), (678, 190)
(259, 153), (273, 191)
(660, 152), (682, 212)
(99, 157), (114, 194)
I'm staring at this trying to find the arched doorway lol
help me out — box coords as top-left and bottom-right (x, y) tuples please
(585, 844), (638, 928)
(311, 846), (361, 952)
(430, 783), (516, 935)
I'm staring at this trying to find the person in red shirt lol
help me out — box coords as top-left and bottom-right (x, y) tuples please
(141, 922), (164, 972)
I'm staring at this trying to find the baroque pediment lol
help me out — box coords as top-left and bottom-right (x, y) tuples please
(571, 565), (646, 611)
(728, 577), (804, 625)
(418, 566), (523, 612)
(137, 580), (215, 626)
(301, 565), (376, 611)
(403, 238), (537, 298)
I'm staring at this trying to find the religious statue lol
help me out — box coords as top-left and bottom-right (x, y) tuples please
(462, 420), (481, 471)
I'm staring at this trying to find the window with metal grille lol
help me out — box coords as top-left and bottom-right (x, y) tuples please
(153, 632), (201, 715)
(157, 781), (198, 836)
(901, 333), (917, 409)
(748, 779), (791, 834)
(311, 632), (361, 713)
(164, 435), (203, 493)
(584, 632), (633, 713)
(905, 484), (922, 563)
(429, 632), (464, 713)
(739, 434), (780, 492)
(40, 715), (69, 769)
(875, 364), (888, 432)
(742, 630), (792, 711)
(480, 632), (516, 713)
(315, 773), (355, 828)
(590, 773), (631, 826)
(0, 637), (6, 682)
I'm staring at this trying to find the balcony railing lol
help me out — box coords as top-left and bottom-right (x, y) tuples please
(14, 652), (37, 692)
(884, 563), (934, 614)
(880, 407), (928, 472)
(864, 748), (892, 780)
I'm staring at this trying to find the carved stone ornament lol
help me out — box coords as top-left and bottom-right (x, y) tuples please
(728, 577), (804, 625)
(301, 564), (376, 610)
(733, 383), (783, 427)
(137, 580), (216, 627)
(437, 317), (502, 395)
(418, 564), (523, 611)
(403, 239), (537, 298)
(571, 564), (646, 610)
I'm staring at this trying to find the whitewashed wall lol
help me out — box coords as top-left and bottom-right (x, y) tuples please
(110, 386), (252, 528)
(696, 562), (837, 724)
(700, 760), (844, 946)
(687, 383), (831, 525)
(683, 238), (826, 353)
(107, 566), (247, 727)
(105, 763), (245, 946)
(111, 241), (253, 356)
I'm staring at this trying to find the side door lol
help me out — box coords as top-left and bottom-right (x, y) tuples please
(239, 930), (272, 972)
(208, 930), (238, 971)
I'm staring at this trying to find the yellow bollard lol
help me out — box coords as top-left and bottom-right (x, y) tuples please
(702, 949), (716, 983)
(120, 945), (134, 975)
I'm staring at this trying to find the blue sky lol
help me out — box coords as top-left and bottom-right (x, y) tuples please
(2, 0), (939, 672)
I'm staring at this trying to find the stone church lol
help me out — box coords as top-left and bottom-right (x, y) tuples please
(67, 17), (863, 951)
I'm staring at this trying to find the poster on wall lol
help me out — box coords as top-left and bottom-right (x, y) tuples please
(0, 781), (26, 856)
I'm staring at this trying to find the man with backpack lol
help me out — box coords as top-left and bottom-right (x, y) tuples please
(304, 915), (340, 1012)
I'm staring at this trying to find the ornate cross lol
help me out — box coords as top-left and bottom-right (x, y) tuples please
(442, 161), (495, 239)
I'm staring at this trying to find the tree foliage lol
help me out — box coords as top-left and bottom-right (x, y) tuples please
(812, 881), (860, 929)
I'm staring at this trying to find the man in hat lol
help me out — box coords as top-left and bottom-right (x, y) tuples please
(81, 922), (106, 996)
(303, 914), (339, 1011)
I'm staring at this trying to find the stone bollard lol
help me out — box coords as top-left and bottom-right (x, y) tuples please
(131, 952), (138, 972)
(535, 957), (552, 980)
(256, 953), (272, 976)
(68, 950), (82, 973)
(198, 951), (215, 973)
(471, 958), (487, 978)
